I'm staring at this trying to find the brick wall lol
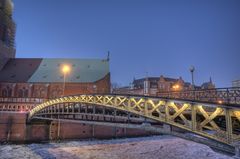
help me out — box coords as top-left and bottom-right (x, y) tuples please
(0, 73), (110, 99)
(0, 112), (26, 142)
(0, 112), (154, 143)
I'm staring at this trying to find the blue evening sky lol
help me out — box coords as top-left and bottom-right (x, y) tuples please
(12, 0), (240, 87)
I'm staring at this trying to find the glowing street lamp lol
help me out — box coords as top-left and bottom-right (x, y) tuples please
(172, 84), (180, 90)
(58, 64), (71, 141)
(61, 64), (71, 96)
(62, 65), (70, 74)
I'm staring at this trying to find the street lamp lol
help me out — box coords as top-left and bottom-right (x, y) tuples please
(58, 64), (71, 141)
(172, 84), (180, 90)
(61, 64), (71, 96)
(189, 65), (195, 89)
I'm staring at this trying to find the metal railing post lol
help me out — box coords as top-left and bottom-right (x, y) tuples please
(225, 108), (233, 144)
(191, 104), (197, 131)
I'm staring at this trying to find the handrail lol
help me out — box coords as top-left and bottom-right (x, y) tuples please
(157, 87), (240, 105)
(0, 87), (239, 105)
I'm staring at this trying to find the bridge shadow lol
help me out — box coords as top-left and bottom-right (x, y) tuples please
(26, 136), (174, 159)
(27, 143), (58, 159)
(27, 141), (82, 159)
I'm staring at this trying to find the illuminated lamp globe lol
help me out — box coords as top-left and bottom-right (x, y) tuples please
(62, 65), (71, 74)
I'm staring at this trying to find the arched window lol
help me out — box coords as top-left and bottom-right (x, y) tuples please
(18, 89), (23, 98)
(58, 90), (62, 97)
(2, 89), (7, 97)
(40, 89), (45, 98)
(33, 89), (39, 98)
(1, 86), (12, 97)
(7, 88), (12, 97)
(23, 88), (28, 98)
(51, 90), (58, 98)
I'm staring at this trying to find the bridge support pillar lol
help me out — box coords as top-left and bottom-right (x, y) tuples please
(233, 142), (240, 159)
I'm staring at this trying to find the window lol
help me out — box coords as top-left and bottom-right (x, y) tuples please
(18, 87), (29, 98)
(40, 89), (45, 98)
(51, 90), (58, 98)
(7, 87), (12, 97)
(18, 89), (23, 97)
(23, 89), (28, 98)
(2, 89), (7, 97)
(2, 87), (12, 97)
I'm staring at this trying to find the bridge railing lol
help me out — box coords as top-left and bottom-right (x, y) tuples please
(28, 94), (240, 145)
(157, 87), (240, 105)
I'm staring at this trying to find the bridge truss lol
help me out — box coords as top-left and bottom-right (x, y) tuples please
(28, 94), (240, 146)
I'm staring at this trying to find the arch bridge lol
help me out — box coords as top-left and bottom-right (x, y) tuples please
(28, 94), (240, 147)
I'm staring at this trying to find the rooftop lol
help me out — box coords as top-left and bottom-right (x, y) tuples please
(0, 58), (109, 83)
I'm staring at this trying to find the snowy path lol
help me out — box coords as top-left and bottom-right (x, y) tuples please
(0, 135), (233, 159)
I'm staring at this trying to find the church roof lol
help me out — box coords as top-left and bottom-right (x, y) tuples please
(133, 77), (159, 83)
(0, 58), (109, 83)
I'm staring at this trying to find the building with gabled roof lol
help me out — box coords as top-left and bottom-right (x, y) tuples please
(0, 58), (110, 99)
(113, 75), (215, 96)
(0, 0), (110, 101)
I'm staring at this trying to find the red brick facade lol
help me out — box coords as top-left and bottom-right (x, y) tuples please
(0, 73), (110, 99)
(0, 73), (110, 112)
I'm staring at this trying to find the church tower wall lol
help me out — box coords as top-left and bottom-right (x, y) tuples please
(0, 0), (16, 70)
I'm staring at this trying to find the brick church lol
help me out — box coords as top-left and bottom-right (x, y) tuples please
(0, 0), (110, 100)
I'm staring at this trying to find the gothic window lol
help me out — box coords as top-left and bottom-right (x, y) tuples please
(33, 90), (40, 98)
(51, 90), (58, 98)
(23, 89), (28, 98)
(7, 88), (12, 97)
(18, 89), (23, 98)
(40, 89), (45, 98)
(17, 87), (29, 98)
(2, 87), (12, 97)
(58, 90), (62, 96)
(2, 89), (7, 97)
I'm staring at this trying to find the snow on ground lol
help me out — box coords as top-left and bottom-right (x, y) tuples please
(0, 135), (234, 159)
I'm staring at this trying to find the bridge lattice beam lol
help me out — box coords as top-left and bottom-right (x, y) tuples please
(28, 94), (240, 145)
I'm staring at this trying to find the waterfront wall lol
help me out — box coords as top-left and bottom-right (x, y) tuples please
(0, 112), (153, 143)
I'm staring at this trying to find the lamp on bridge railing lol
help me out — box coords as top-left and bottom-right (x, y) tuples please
(189, 65), (195, 90)
(61, 64), (71, 96)
(218, 100), (223, 104)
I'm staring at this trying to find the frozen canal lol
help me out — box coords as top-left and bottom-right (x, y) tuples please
(0, 135), (233, 159)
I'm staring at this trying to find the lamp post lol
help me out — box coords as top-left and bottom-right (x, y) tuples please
(189, 65), (196, 100)
(62, 64), (71, 96)
(57, 64), (71, 141)
(189, 65), (195, 89)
